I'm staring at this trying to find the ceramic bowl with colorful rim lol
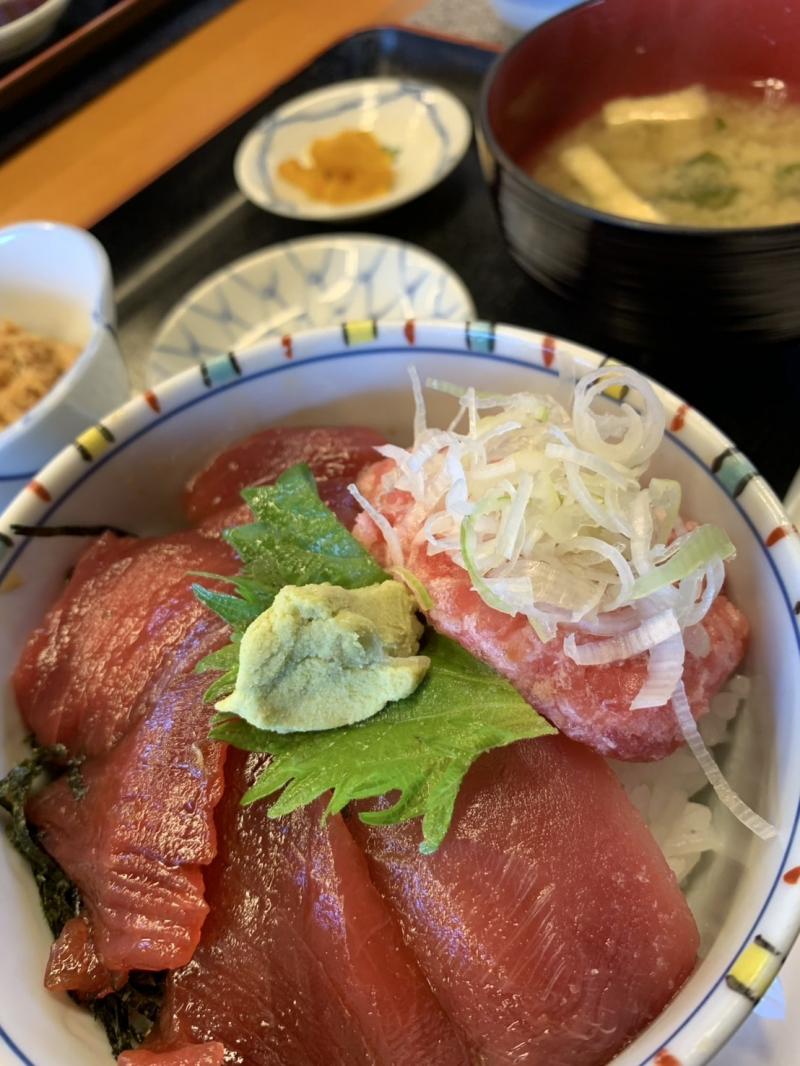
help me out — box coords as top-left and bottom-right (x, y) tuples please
(1, 320), (799, 1066)
(0, 221), (129, 511)
(234, 77), (472, 221)
(146, 234), (475, 385)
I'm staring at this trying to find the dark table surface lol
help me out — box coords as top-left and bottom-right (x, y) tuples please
(0, 0), (237, 160)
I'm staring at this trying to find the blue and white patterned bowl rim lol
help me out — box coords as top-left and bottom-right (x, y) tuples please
(234, 77), (472, 219)
(1, 319), (799, 1066)
(147, 234), (476, 380)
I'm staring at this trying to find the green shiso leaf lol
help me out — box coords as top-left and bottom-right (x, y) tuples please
(195, 463), (555, 853)
(629, 523), (735, 600)
(235, 463), (387, 590)
(210, 634), (555, 855)
(196, 645), (241, 702)
(195, 643), (240, 674)
(192, 585), (264, 631)
(202, 667), (239, 704)
(194, 463), (388, 695)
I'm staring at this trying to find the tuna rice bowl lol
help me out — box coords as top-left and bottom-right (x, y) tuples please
(0, 332), (793, 1066)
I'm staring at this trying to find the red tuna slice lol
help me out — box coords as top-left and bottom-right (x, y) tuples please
(118, 1045), (226, 1066)
(44, 915), (125, 999)
(197, 502), (254, 537)
(354, 461), (748, 761)
(27, 670), (227, 975)
(151, 750), (469, 1066)
(352, 736), (699, 1066)
(184, 426), (386, 530)
(14, 529), (238, 757)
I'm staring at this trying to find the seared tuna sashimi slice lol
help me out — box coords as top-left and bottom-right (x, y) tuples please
(28, 671), (227, 975)
(14, 530), (238, 757)
(352, 736), (699, 1066)
(185, 426), (386, 531)
(150, 751), (469, 1066)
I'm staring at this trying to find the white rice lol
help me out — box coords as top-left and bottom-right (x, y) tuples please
(609, 675), (750, 884)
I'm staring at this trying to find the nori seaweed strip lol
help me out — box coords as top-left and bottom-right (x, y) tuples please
(89, 972), (167, 1058)
(10, 524), (136, 538)
(0, 744), (80, 935)
(0, 743), (165, 1054)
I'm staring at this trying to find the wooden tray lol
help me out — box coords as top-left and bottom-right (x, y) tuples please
(0, 0), (240, 154)
(1, 0), (174, 101)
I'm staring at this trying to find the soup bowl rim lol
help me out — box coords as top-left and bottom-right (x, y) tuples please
(477, 0), (800, 240)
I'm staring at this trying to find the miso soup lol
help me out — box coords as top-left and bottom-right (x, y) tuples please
(530, 85), (800, 228)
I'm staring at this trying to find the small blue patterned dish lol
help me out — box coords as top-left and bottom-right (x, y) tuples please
(146, 234), (475, 385)
(234, 77), (472, 221)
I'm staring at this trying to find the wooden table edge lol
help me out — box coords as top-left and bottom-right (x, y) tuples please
(0, 0), (443, 229)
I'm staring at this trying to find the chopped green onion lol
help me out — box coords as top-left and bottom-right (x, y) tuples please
(775, 162), (800, 198)
(630, 524), (735, 600)
(391, 567), (434, 611)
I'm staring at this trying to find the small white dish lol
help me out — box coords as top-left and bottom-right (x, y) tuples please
(0, 0), (71, 62)
(0, 222), (129, 509)
(234, 77), (473, 221)
(146, 234), (475, 384)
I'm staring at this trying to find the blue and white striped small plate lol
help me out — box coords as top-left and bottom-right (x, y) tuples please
(146, 234), (475, 385)
(234, 77), (473, 221)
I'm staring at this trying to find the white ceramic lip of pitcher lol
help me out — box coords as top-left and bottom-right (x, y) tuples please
(0, 221), (128, 479)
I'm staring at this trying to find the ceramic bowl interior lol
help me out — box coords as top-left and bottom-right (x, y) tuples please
(1, 321), (799, 1065)
(478, 0), (800, 347)
(0, 222), (129, 505)
(234, 77), (473, 221)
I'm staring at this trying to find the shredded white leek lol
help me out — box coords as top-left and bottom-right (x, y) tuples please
(564, 609), (681, 666)
(630, 525), (735, 600)
(671, 683), (776, 840)
(347, 483), (404, 569)
(390, 566), (434, 612)
(357, 364), (737, 710)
